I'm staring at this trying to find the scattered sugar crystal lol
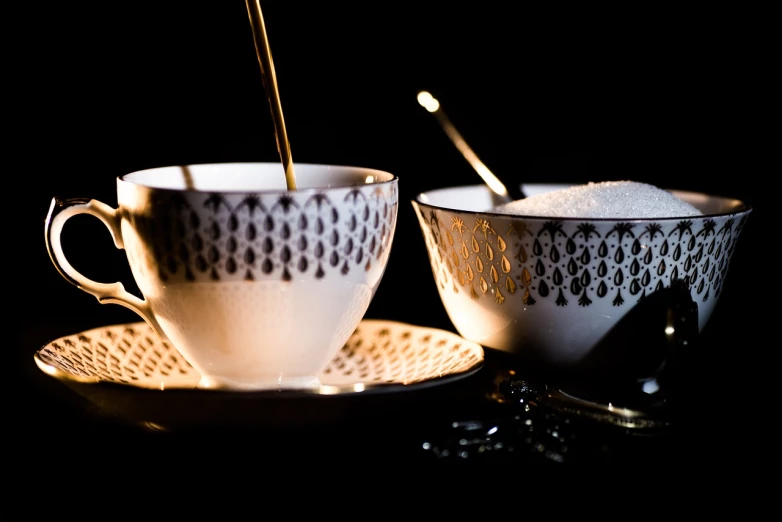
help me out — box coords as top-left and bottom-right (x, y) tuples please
(493, 181), (703, 218)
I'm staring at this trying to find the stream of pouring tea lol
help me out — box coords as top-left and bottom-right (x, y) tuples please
(245, 0), (297, 190)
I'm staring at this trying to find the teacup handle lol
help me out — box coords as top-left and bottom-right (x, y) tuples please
(44, 197), (164, 335)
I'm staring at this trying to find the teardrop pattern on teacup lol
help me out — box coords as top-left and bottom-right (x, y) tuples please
(127, 183), (398, 283)
(416, 208), (750, 310)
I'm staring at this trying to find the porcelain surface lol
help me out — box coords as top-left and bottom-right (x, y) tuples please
(45, 163), (400, 390)
(412, 183), (752, 368)
(35, 319), (485, 395)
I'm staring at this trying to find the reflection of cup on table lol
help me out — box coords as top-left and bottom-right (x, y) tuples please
(45, 162), (399, 391)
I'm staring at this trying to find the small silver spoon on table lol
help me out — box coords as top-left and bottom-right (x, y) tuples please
(417, 91), (527, 206)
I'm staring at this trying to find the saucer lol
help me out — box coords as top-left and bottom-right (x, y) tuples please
(36, 319), (484, 393)
(34, 319), (484, 431)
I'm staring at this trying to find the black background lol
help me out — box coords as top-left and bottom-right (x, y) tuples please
(9, 0), (772, 505)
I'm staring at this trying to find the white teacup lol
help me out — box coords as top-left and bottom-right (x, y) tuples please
(45, 162), (399, 391)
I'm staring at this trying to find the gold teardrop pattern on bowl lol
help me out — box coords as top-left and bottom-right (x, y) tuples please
(415, 208), (750, 310)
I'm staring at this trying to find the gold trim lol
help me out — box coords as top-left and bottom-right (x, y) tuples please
(34, 353), (103, 386)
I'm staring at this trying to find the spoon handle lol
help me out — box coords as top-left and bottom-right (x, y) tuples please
(417, 91), (526, 203)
